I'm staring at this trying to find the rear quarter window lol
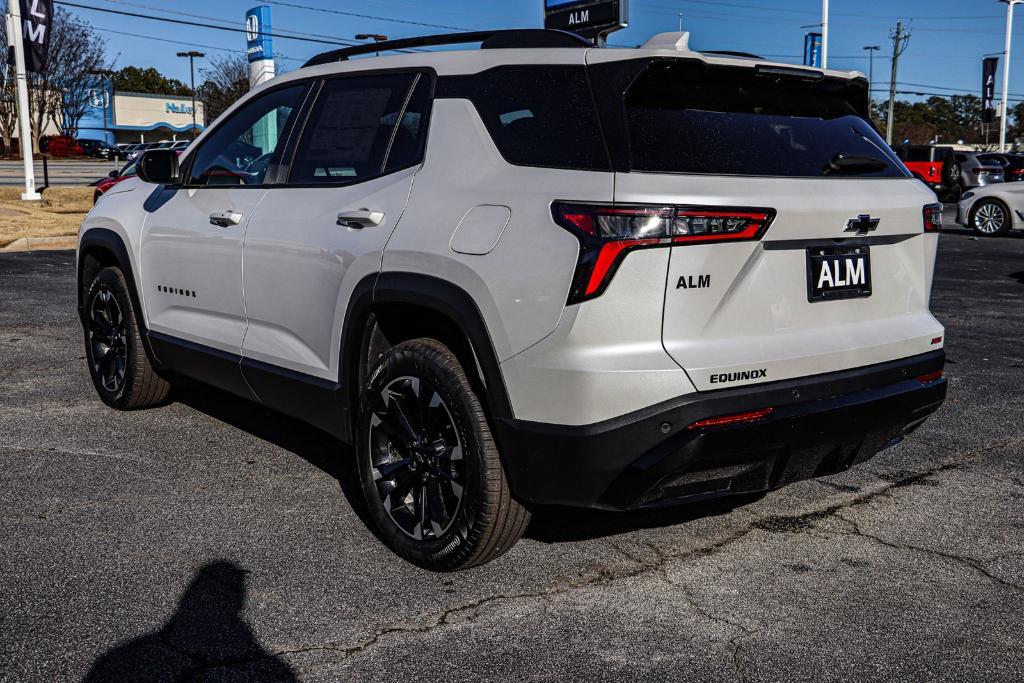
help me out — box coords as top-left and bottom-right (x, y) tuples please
(436, 65), (610, 172)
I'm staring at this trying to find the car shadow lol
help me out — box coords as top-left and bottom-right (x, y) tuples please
(168, 378), (374, 530)
(169, 379), (767, 545)
(524, 493), (764, 543)
(83, 560), (296, 681)
(1010, 271), (1024, 284)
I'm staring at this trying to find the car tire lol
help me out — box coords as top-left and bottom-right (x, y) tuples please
(970, 198), (1012, 237)
(83, 267), (171, 409)
(357, 338), (530, 571)
(943, 160), (962, 187)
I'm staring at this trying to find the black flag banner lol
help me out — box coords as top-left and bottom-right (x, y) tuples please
(983, 57), (998, 125)
(19, 0), (53, 73)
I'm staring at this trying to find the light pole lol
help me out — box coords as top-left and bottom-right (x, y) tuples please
(821, 0), (829, 69)
(1000, 1), (1023, 152)
(863, 45), (880, 97)
(356, 33), (388, 57)
(176, 51), (205, 139)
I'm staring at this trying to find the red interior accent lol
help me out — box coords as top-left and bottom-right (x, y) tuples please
(688, 407), (775, 430)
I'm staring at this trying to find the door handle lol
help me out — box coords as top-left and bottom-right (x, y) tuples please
(337, 209), (385, 229)
(210, 211), (243, 228)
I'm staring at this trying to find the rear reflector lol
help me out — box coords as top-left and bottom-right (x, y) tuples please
(923, 203), (942, 233)
(916, 370), (944, 384)
(553, 202), (776, 303)
(688, 407), (774, 430)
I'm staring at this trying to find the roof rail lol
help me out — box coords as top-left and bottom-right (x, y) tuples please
(302, 29), (592, 68)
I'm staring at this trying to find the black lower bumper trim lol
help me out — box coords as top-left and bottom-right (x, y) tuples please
(494, 350), (946, 510)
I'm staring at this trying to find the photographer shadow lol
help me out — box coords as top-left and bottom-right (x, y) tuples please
(84, 561), (295, 682)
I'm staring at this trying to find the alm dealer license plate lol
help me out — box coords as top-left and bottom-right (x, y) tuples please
(807, 246), (872, 302)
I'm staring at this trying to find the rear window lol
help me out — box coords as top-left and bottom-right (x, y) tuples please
(621, 60), (905, 178)
(436, 65), (610, 172)
(900, 147), (931, 163)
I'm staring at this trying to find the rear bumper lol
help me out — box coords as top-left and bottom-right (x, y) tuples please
(494, 350), (946, 510)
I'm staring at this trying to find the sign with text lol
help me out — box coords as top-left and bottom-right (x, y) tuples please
(245, 6), (273, 64)
(983, 57), (998, 125)
(544, 0), (627, 41)
(19, 0), (53, 73)
(803, 32), (823, 68)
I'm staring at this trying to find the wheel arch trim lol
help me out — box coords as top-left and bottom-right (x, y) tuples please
(77, 227), (163, 368)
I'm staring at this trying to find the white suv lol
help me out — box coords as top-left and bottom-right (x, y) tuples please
(77, 30), (947, 570)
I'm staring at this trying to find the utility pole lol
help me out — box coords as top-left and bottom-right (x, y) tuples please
(863, 45), (881, 98)
(821, 0), (829, 68)
(7, 2), (40, 200)
(1000, 1), (1023, 152)
(176, 51), (204, 139)
(886, 19), (911, 146)
(678, 13), (683, 32)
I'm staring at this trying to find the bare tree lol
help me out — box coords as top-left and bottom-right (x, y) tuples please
(27, 8), (111, 147)
(0, 20), (19, 154)
(197, 54), (250, 124)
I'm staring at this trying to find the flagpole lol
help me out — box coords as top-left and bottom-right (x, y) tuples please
(8, 1), (41, 201)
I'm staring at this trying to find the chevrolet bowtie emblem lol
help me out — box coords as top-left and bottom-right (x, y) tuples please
(845, 214), (880, 234)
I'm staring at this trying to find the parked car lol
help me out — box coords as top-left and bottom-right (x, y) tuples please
(77, 29), (947, 570)
(170, 140), (191, 151)
(93, 160), (137, 204)
(76, 138), (122, 160)
(894, 145), (958, 198)
(956, 183), (1024, 237)
(126, 142), (158, 160)
(951, 151), (1004, 191)
(976, 152), (1024, 182)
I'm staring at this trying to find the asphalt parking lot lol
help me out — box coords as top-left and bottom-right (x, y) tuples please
(1, 212), (1022, 681)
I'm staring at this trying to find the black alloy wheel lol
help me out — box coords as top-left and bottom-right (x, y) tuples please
(367, 375), (466, 541)
(357, 338), (530, 571)
(87, 288), (128, 394)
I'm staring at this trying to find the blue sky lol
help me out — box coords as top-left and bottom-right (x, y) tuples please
(63, 0), (1024, 102)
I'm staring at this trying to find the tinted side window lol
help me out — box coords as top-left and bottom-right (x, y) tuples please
(288, 73), (416, 184)
(187, 85), (305, 187)
(904, 148), (930, 163)
(384, 75), (431, 174)
(438, 66), (610, 172)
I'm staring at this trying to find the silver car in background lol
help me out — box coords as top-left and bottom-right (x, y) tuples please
(952, 151), (1004, 190)
(956, 182), (1024, 237)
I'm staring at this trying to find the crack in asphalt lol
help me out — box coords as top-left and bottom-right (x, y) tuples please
(253, 437), (1024, 674)
(833, 512), (1023, 593)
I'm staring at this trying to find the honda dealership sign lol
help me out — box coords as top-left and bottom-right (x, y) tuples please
(544, 0), (627, 42)
(983, 57), (998, 125)
(19, 0), (52, 73)
(246, 5), (275, 88)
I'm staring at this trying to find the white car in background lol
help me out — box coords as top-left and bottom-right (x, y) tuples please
(957, 183), (1024, 237)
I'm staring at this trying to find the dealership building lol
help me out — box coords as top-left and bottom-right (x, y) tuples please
(78, 86), (206, 145)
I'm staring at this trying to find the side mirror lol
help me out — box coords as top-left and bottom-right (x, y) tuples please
(136, 149), (180, 185)
(108, 169), (120, 178)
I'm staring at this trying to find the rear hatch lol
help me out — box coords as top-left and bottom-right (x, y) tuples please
(587, 56), (943, 391)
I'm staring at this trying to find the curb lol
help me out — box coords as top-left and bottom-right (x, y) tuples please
(0, 236), (77, 253)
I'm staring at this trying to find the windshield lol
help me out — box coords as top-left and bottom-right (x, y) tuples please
(620, 60), (907, 178)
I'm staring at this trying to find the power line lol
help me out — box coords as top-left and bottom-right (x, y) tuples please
(91, 25), (305, 63)
(260, 0), (476, 32)
(55, 1), (362, 48)
(92, 0), (366, 47)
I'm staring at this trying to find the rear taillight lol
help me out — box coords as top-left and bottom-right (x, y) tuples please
(688, 407), (774, 430)
(923, 203), (942, 233)
(552, 202), (776, 303)
(916, 370), (943, 384)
